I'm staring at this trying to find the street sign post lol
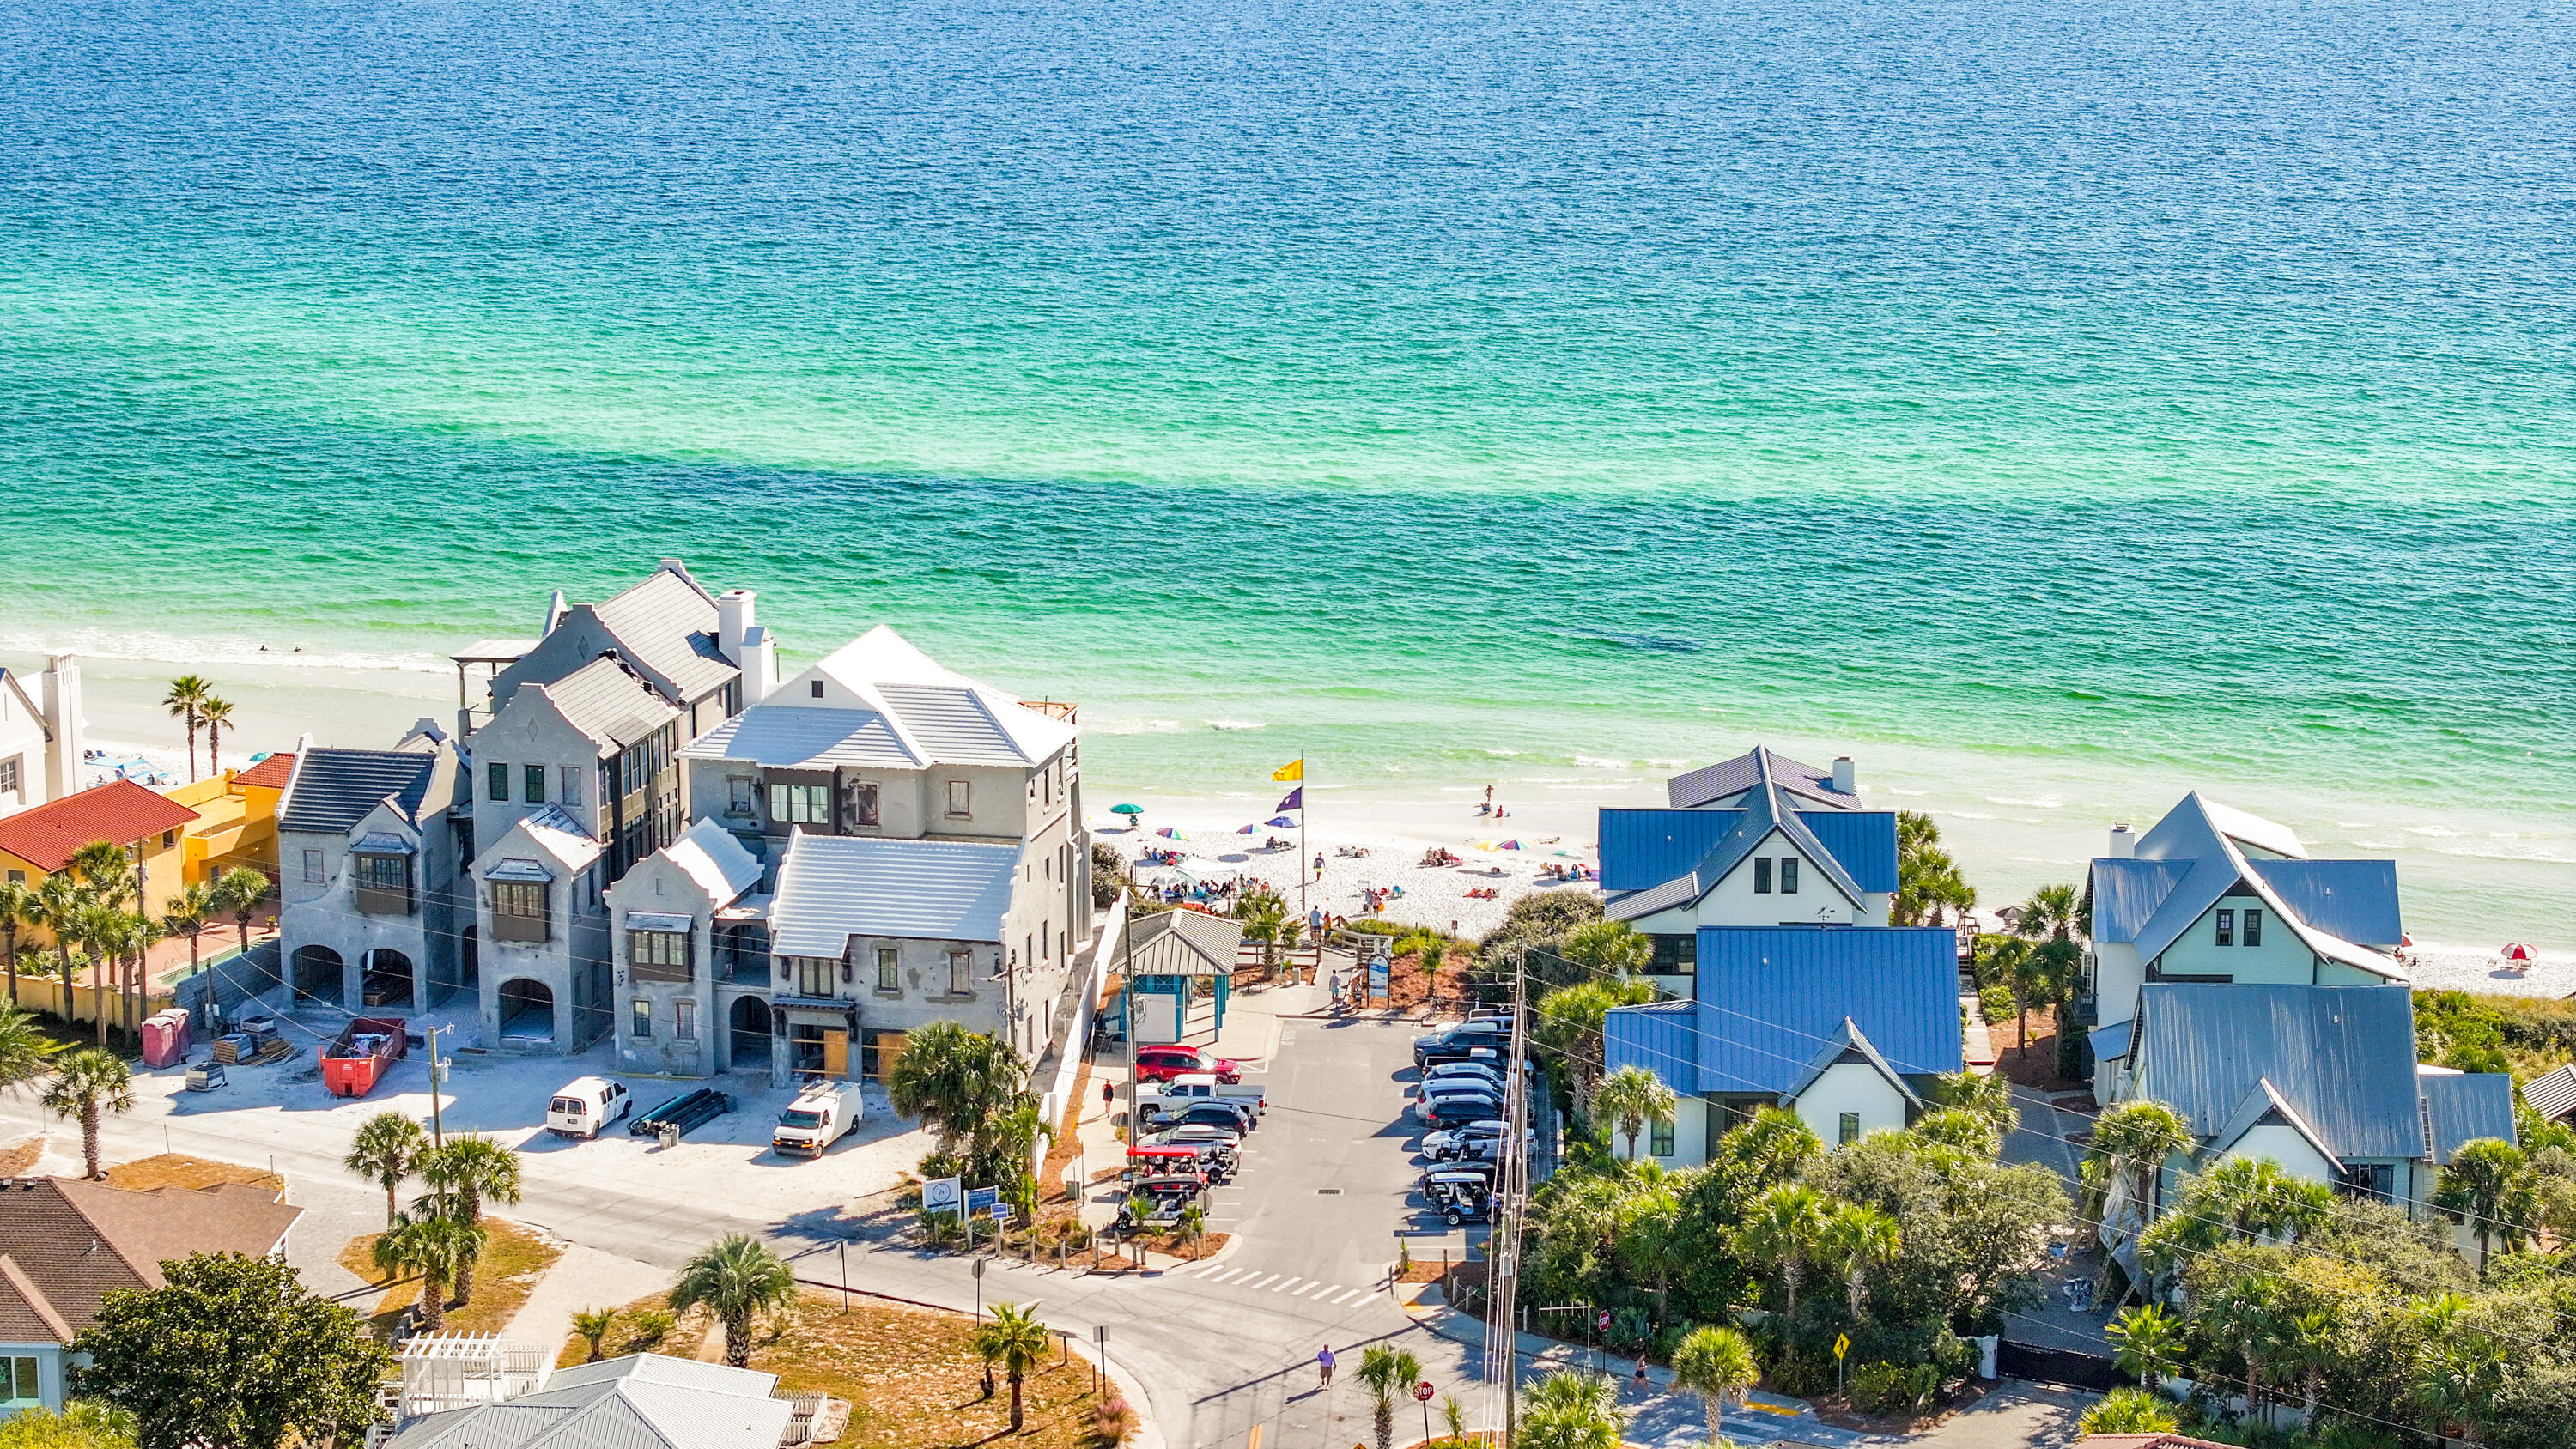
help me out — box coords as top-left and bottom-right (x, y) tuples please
(1416, 1381), (1435, 1444)
(1834, 1332), (1850, 1392)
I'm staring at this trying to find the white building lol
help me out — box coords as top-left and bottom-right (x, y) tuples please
(0, 653), (84, 820)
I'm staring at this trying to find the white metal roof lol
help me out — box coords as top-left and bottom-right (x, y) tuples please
(677, 706), (922, 770)
(768, 832), (1023, 955)
(660, 818), (764, 905)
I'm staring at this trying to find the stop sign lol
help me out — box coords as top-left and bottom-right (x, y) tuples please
(1415, 1381), (1435, 1403)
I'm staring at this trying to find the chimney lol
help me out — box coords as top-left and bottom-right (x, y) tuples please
(2107, 822), (2135, 858)
(39, 652), (83, 802)
(543, 588), (568, 637)
(1831, 756), (1856, 796)
(717, 590), (755, 666)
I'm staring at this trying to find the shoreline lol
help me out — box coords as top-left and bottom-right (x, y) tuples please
(21, 644), (2573, 956)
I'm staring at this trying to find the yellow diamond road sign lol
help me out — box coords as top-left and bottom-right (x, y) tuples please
(1833, 1334), (1851, 1361)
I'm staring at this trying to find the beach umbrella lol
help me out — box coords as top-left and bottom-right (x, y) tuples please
(1110, 803), (1144, 815)
(1237, 823), (1260, 834)
(2505, 942), (2537, 963)
(1499, 840), (1522, 850)
(1156, 827), (1182, 839)
(1267, 816), (1297, 828)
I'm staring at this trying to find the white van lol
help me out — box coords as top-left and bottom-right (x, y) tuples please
(546, 1076), (632, 1138)
(771, 1081), (865, 1157)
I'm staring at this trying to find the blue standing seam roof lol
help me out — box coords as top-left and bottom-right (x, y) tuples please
(2129, 983), (2426, 1161)
(2420, 1072), (2518, 1164)
(1598, 809), (1743, 892)
(2087, 858), (2192, 943)
(1604, 927), (1962, 1097)
(2247, 859), (2404, 947)
(1795, 811), (1899, 894)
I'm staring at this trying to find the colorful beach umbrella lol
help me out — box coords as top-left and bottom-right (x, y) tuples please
(1237, 823), (1260, 834)
(1267, 816), (1297, 828)
(2505, 942), (2538, 963)
(1156, 827), (1182, 839)
(1110, 803), (1145, 815)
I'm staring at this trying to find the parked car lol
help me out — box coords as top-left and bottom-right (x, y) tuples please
(1443, 1191), (1492, 1228)
(1136, 1045), (1245, 1084)
(1141, 1072), (1267, 1115)
(1422, 1060), (1509, 1090)
(1424, 1119), (1534, 1161)
(1414, 1085), (1503, 1123)
(1131, 1142), (1234, 1182)
(1156, 1100), (1259, 1134)
(1413, 1026), (1510, 1069)
(1421, 1094), (1508, 1130)
(1148, 1122), (1245, 1149)
(1417, 1168), (1495, 1204)
(546, 1076), (632, 1138)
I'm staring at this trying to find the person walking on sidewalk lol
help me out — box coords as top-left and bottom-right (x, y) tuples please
(1318, 1344), (1336, 1389)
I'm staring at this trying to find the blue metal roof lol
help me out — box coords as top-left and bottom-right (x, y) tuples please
(2248, 859), (2403, 948)
(1604, 927), (1962, 1097)
(1796, 811), (1899, 894)
(1598, 809), (1742, 893)
(2420, 1072), (2518, 1164)
(2087, 858), (2191, 943)
(2129, 984), (2427, 1161)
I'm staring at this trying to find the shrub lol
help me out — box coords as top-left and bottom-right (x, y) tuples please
(622, 1308), (676, 1351)
(1092, 1396), (1136, 1446)
(1977, 985), (2015, 1025)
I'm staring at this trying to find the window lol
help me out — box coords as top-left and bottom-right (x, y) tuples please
(841, 957), (854, 984)
(491, 881), (550, 943)
(849, 781), (880, 828)
(2244, 908), (2263, 947)
(770, 782), (829, 826)
(630, 929), (690, 982)
(303, 848), (325, 883)
(728, 777), (756, 815)
(2215, 909), (2235, 947)
(1649, 934), (1695, 974)
(488, 761), (509, 801)
(560, 766), (584, 808)
(1042, 920), (1052, 961)
(1838, 1112), (1861, 1146)
(523, 765), (546, 803)
(6, 1355), (36, 1405)
(1753, 858), (1773, 894)
(354, 852), (410, 914)
(675, 999), (697, 1041)
(161, 829), (177, 850)
(1650, 1117), (1674, 1157)
(0, 757), (18, 793)
(949, 950), (973, 996)
(794, 957), (835, 996)
(1779, 858), (1799, 894)
(874, 947), (899, 991)
(811, 679), (824, 698)
(3, 870), (21, 886)
(946, 779), (970, 817)
(631, 998), (653, 1039)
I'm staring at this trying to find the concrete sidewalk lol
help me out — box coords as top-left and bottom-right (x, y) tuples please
(503, 1241), (675, 1363)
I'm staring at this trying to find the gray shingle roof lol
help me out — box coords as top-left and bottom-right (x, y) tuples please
(2128, 984), (2427, 1161)
(591, 568), (737, 703)
(538, 657), (681, 751)
(677, 706), (922, 769)
(769, 834), (1022, 955)
(2421, 1072), (2518, 1164)
(280, 748), (438, 834)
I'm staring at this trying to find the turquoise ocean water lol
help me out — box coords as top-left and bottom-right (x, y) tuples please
(3, 0), (2573, 936)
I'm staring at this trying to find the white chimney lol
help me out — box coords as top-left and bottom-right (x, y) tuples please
(1832, 756), (1856, 795)
(39, 652), (83, 802)
(543, 588), (568, 636)
(2107, 822), (2135, 858)
(716, 590), (755, 665)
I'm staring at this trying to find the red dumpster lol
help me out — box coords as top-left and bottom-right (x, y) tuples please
(322, 1016), (407, 1097)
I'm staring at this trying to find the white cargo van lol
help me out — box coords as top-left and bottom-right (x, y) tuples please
(772, 1081), (865, 1156)
(546, 1076), (632, 1138)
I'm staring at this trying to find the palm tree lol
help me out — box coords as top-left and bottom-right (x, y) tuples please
(572, 1307), (620, 1362)
(2105, 1304), (2183, 1394)
(2208, 1274), (2286, 1421)
(0, 998), (63, 1095)
(2015, 883), (2081, 943)
(1669, 1325), (1759, 1447)
(162, 676), (214, 781)
(1358, 1345), (1423, 1449)
(198, 698), (235, 776)
(2086, 1100), (2191, 1227)
(1893, 813), (1976, 925)
(2285, 1308), (2338, 1421)
(1594, 1064), (1676, 1161)
(0, 879), (36, 1005)
(1533, 977), (1653, 1117)
(373, 1208), (483, 1332)
(161, 884), (217, 979)
(1929, 1068), (2017, 1137)
(41, 1049), (135, 1179)
(1559, 919), (1652, 979)
(2433, 1137), (2539, 1263)
(33, 874), (88, 1019)
(93, 910), (160, 1046)
(885, 1021), (1026, 1156)
(346, 1112), (430, 1226)
(1732, 1183), (1827, 1313)
(2076, 1388), (2178, 1435)
(2409, 1294), (2504, 1444)
(210, 867), (270, 958)
(669, 1234), (798, 1368)
(969, 1302), (1054, 1434)
(1816, 1201), (1901, 1323)
(1715, 1106), (1820, 1192)
(65, 841), (137, 908)
(1518, 1372), (1624, 1449)
(421, 1137), (524, 1305)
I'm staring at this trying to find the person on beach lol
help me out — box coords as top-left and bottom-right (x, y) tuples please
(1317, 1345), (1335, 1388)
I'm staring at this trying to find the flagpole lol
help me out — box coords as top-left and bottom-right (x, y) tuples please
(1298, 752), (1309, 921)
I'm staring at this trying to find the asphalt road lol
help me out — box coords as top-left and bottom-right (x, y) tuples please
(0, 1013), (1492, 1449)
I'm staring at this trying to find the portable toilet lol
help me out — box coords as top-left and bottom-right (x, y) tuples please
(141, 1008), (192, 1069)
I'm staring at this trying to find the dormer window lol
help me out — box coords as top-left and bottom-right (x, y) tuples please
(353, 846), (414, 915)
(629, 919), (692, 982)
(491, 876), (551, 943)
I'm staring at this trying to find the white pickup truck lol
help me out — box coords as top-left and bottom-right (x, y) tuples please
(771, 1081), (864, 1157)
(1139, 1071), (1266, 1123)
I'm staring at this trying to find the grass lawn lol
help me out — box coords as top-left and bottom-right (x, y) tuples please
(751, 1291), (1104, 1449)
(340, 1219), (564, 1341)
(105, 1153), (285, 1197)
(556, 1289), (707, 1368)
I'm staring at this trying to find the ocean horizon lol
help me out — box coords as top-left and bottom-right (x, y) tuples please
(5, 0), (2572, 942)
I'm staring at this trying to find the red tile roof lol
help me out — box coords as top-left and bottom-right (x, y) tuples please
(233, 753), (296, 790)
(0, 780), (202, 874)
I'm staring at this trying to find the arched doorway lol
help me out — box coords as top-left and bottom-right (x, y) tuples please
(293, 945), (343, 1003)
(728, 997), (771, 1070)
(361, 949), (414, 1009)
(497, 979), (555, 1043)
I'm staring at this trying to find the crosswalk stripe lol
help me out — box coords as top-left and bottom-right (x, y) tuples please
(1337, 1288), (1369, 1305)
(1194, 1262), (1230, 1278)
(1304, 1282), (1337, 1298)
(1249, 1273), (1285, 1290)
(1273, 1277), (1302, 1292)
(1210, 1267), (1247, 1283)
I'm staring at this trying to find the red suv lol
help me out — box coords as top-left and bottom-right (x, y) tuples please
(1136, 1045), (1242, 1084)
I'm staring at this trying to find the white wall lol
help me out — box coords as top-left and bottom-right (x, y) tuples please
(1614, 1094), (1711, 1168)
(2216, 1124), (2341, 1186)
(1792, 1062), (1911, 1145)
(1625, 829), (1870, 933)
(2154, 901), (2324, 985)
(2093, 942), (2146, 1031)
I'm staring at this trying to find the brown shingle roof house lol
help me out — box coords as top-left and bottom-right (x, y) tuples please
(0, 1176), (302, 1419)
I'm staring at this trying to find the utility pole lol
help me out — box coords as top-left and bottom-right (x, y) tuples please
(1488, 949), (1531, 1448)
(425, 1023), (447, 1147)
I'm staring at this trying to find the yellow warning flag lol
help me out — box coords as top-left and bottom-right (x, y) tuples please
(1272, 759), (1303, 782)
